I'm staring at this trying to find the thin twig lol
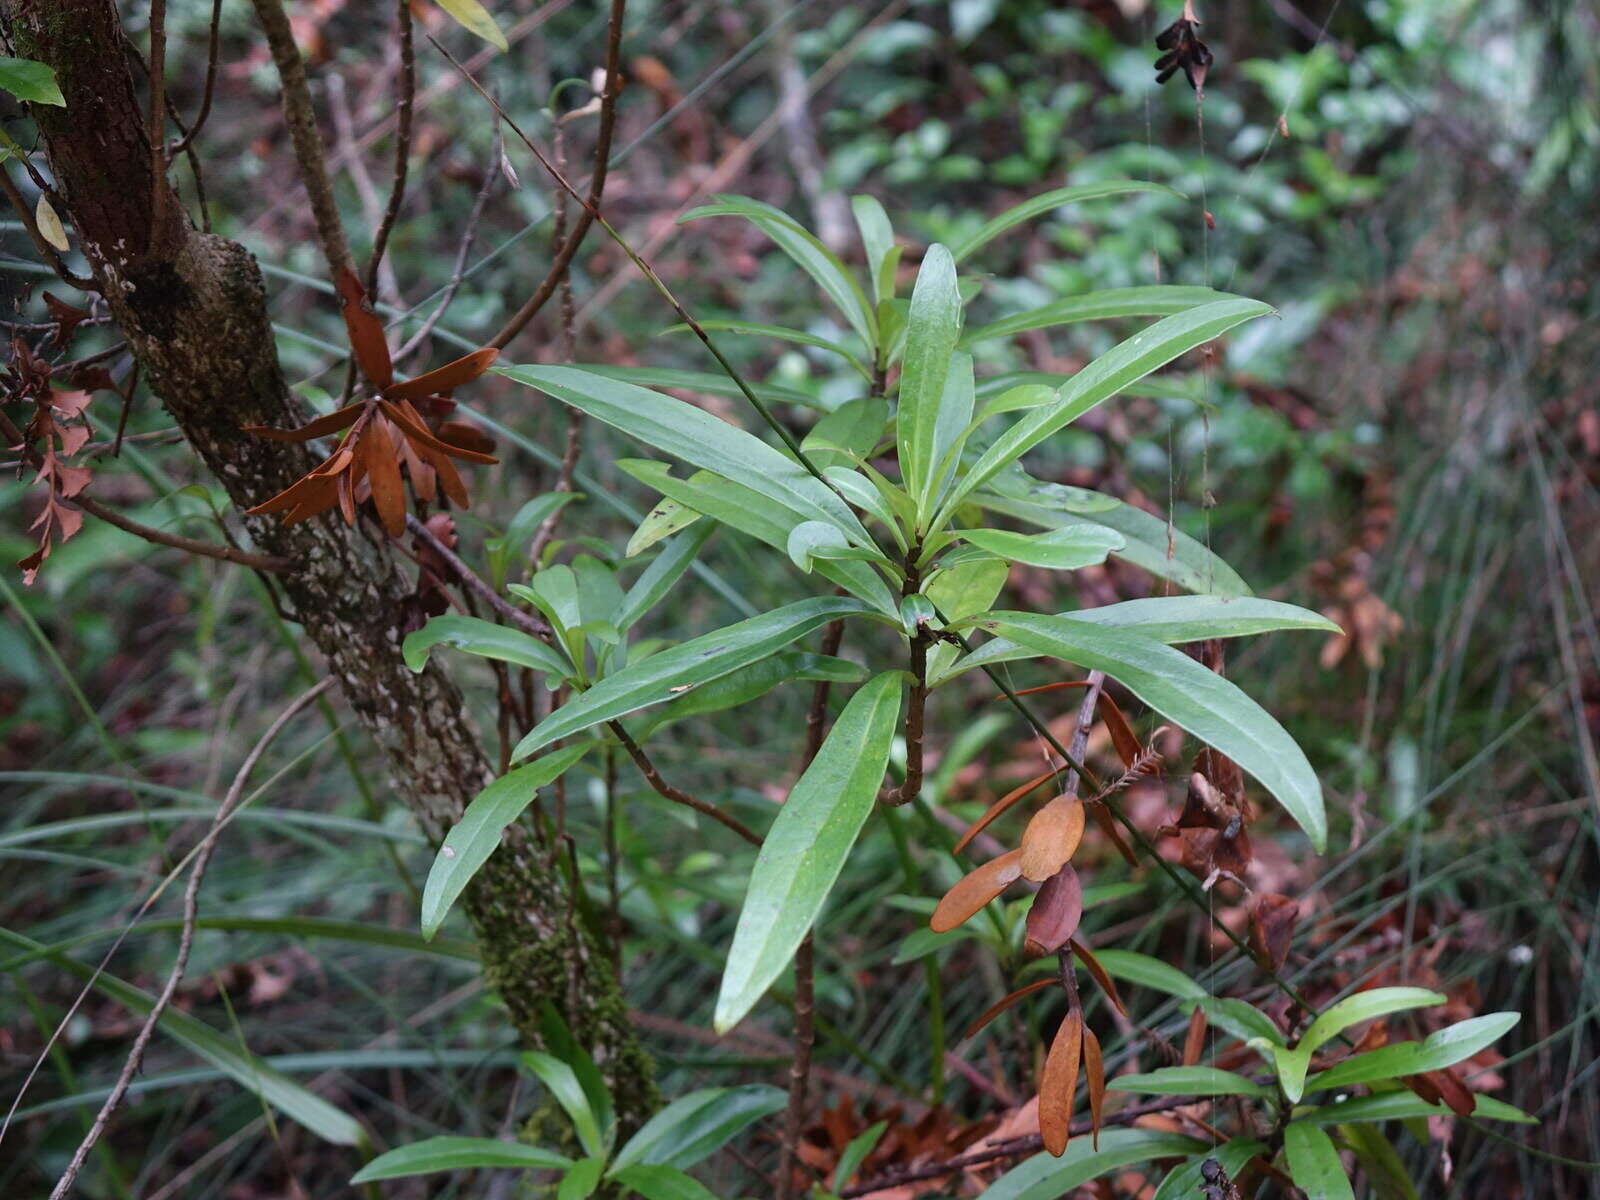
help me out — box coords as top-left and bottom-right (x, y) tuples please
(485, 0), (626, 350)
(610, 720), (762, 846)
(394, 124), (501, 363)
(1060, 670), (1105, 798)
(527, 120), (584, 566)
(47, 680), (333, 1199)
(882, 555), (929, 807)
(778, 935), (817, 1199)
(404, 512), (550, 638)
(167, 0), (224, 155)
(428, 37), (836, 491)
(365, 0), (415, 298)
(74, 492), (292, 573)
(249, 0), (356, 282)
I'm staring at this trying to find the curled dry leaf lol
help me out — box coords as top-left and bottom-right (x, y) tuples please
(1019, 794), (1086, 882)
(931, 848), (1023, 933)
(955, 766), (1057, 854)
(1425, 1068), (1477, 1117)
(1082, 1024), (1105, 1150)
(1069, 938), (1128, 1019)
(1024, 864), (1084, 958)
(1095, 692), (1142, 768)
(960, 978), (1055, 1042)
(1183, 1003), (1209, 1066)
(1404, 1071), (1441, 1105)
(1248, 892), (1299, 973)
(1085, 800), (1138, 868)
(1039, 1007), (1083, 1157)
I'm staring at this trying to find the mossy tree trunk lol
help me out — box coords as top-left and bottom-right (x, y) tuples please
(2, 0), (654, 1134)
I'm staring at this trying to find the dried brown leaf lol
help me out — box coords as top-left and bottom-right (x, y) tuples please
(1182, 1004), (1208, 1066)
(930, 849), (1024, 933)
(1024, 865), (1084, 959)
(336, 268), (394, 389)
(1039, 1008), (1083, 1157)
(1095, 692), (1142, 769)
(1069, 938), (1128, 1019)
(1248, 893), (1299, 973)
(244, 402), (365, 443)
(1019, 795), (1086, 882)
(363, 417), (406, 536)
(960, 979), (1055, 1042)
(954, 767), (1057, 854)
(1082, 1024), (1105, 1150)
(383, 347), (500, 400)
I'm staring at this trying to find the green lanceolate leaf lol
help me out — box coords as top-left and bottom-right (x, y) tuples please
(558, 1156), (605, 1200)
(940, 596), (1337, 684)
(522, 1050), (606, 1157)
(789, 520), (850, 571)
(1199, 996), (1287, 1047)
(620, 460), (898, 615)
(942, 299), (1274, 518)
(956, 524), (1124, 571)
(1109, 1066), (1274, 1099)
(1303, 1090), (1535, 1126)
(421, 744), (591, 937)
(0, 56), (64, 105)
(1284, 1122), (1356, 1200)
(852, 195), (896, 305)
(498, 364), (869, 545)
(352, 1137), (571, 1183)
(897, 244), (963, 512)
(833, 1121), (890, 1191)
(1087, 949), (1208, 1000)
(628, 498), (703, 558)
(611, 1084), (786, 1172)
(1301, 987), (1447, 1060)
(975, 1128), (1208, 1200)
(403, 614), (574, 681)
(961, 286), (1231, 348)
(514, 597), (872, 761)
(976, 476), (1250, 596)
(803, 396), (890, 469)
(974, 613), (1326, 850)
(680, 196), (876, 347)
(489, 492), (579, 581)
(951, 181), (1184, 262)
(714, 671), (902, 1032)
(432, 0), (508, 51)
(610, 1164), (721, 1200)
(636, 653), (867, 736)
(616, 525), (714, 632)
(1051, 596), (1337, 641)
(1306, 1012), (1521, 1093)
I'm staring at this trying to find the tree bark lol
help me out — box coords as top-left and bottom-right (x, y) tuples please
(3, 0), (654, 1131)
